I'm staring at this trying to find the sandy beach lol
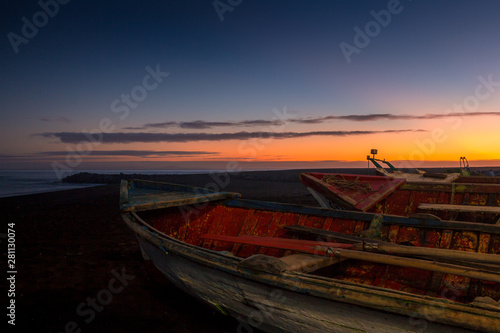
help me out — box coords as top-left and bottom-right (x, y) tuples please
(3, 168), (349, 333)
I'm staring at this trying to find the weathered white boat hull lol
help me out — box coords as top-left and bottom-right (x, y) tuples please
(136, 234), (476, 333)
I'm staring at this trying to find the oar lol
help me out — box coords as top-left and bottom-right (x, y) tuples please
(363, 242), (500, 267)
(285, 225), (500, 266)
(202, 234), (500, 283)
(328, 247), (500, 283)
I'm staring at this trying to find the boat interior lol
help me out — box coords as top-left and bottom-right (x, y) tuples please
(136, 199), (500, 305)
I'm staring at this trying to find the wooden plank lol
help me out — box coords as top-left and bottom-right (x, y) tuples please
(451, 231), (479, 251)
(303, 215), (327, 230)
(210, 207), (248, 252)
(271, 212), (301, 257)
(381, 189), (412, 216)
(327, 218), (359, 234)
(322, 217), (334, 231)
(260, 211), (283, 256)
(201, 234), (355, 254)
(184, 205), (222, 245)
(478, 234), (491, 254)
(419, 203), (500, 213)
(200, 205), (225, 249)
(238, 210), (275, 257)
(353, 220), (365, 236)
(231, 209), (258, 255)
(387, 225), (399, 243)
(439, 230), (453, 249)
(395, 226), (422, 246)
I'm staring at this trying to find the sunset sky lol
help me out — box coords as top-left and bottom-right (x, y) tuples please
(1, 0), (500, 172)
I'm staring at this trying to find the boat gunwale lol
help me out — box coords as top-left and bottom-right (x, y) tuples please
(119, 179), (241, 212)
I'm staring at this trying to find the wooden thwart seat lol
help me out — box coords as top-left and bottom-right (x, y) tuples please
(418, 203), (500, 214)
(280, 254), (344, 273)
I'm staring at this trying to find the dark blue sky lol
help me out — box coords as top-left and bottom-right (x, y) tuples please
(1, 0), (500, 170)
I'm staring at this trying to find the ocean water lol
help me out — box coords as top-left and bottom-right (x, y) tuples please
(0, 170), (96, 198)
(0, 169), (222, 199)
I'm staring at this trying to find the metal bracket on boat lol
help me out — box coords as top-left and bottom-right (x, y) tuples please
(366, 149), (399, 172)
(363, 242), (379, 251)
(329, 249), (341, 258)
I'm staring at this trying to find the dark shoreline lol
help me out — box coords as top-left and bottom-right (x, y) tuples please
(60, 166), (500, 185)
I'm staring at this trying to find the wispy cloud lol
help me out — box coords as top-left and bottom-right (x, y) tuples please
(292, 111), (500, 123)
(40, 116), (71, 123)
(124, 119), (284, 130)
(124, 111), (500, 130)
(39, 129), (426, 144)
(35, 150), (218, 157)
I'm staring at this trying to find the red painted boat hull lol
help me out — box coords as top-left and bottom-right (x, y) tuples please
(300, 172), (500, 223)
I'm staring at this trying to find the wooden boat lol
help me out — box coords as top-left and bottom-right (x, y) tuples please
(375, 167), (462, 183)
(367, 151), (500, 184)
(300, 172), (500, 223)
(375, 167), (500, 184)
(120, 179), (500, 333)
